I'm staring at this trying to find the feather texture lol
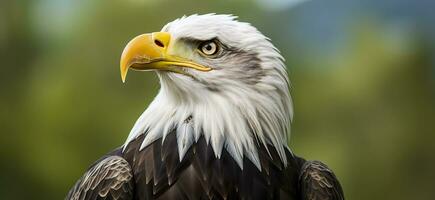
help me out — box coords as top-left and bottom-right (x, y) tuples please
(67, 14), (344, 200)
(299, 161), (345, 200)
(67, 130), (344, 200)
(124, 14), (293, 170)
(66, 156), (133, 200)
(122, 131), (304, 199)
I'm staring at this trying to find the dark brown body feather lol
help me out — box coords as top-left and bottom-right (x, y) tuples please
(66, 130), (344, 200)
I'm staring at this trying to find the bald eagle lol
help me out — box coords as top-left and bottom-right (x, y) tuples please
(66, 14), (344, 200)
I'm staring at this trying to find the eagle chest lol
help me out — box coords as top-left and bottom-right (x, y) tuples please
(121, 132), (302, 200)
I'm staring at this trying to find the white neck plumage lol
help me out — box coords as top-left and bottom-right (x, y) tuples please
(124, 65), (293, 170)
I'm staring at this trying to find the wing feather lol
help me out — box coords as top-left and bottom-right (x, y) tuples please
(299, 160), (344, 200)
(66, 156), (134, 200)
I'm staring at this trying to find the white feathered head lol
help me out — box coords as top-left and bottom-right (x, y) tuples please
(121, 14), (293, 169)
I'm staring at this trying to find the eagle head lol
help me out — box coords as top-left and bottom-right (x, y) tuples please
(120, 14), (293, 170)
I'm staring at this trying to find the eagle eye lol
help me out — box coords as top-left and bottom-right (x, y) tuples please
(199, 41), (218, 56)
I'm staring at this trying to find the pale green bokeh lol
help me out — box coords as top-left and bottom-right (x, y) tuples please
(1, 0), (434, 199)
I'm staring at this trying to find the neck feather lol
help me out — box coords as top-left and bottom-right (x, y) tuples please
(123, 72), (292, 170)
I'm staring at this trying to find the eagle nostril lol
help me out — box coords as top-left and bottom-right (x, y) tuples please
(154, 39), (164, 48)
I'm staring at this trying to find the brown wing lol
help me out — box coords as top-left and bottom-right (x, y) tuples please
(66, 156), (134, 200)
(299, 160), (344, 200)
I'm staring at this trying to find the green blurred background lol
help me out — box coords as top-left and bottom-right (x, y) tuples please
(1, 0), (435, 199)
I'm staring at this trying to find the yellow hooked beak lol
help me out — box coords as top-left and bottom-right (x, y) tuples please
(120, 32), (212, 82)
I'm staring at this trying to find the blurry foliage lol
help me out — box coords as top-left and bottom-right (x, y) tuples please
(1, 0), (434, 199)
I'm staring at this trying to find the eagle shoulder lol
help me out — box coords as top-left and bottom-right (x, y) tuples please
(66, 155), (134, 200)
(299, 160), (344, 200)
